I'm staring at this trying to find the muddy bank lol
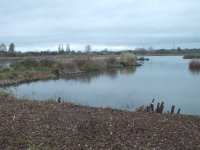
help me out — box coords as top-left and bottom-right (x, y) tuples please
(0, 95), (199, 149)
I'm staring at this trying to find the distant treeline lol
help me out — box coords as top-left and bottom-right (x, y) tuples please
(0, 48), (200, 57)
(132, 48), (200, 55)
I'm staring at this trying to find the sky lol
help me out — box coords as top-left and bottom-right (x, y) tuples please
(0, 0), (200, 51)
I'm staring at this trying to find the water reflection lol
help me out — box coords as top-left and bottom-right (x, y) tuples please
(189, 68), (200, 75)
(120, 67), (136, 75)
(188, 60), (200, 75)
(62, 67), (137, 84)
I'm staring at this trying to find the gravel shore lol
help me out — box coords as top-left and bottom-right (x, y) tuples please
(0, 95), (200, 149)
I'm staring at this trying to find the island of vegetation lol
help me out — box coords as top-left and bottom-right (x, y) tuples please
(189, 60), (200, 71)
(0, 52), (142, 86)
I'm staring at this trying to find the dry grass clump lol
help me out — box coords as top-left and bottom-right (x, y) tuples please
(189, 60), (200, 71)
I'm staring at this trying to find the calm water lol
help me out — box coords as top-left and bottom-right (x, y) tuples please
(3, 56), (200, 115)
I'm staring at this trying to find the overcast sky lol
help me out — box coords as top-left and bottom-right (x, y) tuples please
(0, 0), (200, 51)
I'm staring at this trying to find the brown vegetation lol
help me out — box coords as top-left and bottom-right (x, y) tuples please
(189, 60), (200, 70)
(0, 55), (140, 86)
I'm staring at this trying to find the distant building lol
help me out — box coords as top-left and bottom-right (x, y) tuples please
(0, 44), (7, 51)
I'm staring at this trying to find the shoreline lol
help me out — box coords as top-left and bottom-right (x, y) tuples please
(0, 94), (200, 149)
(0, 72), (57, 87)
(0, 54), (141, 87)
(0, 66), (140, 87)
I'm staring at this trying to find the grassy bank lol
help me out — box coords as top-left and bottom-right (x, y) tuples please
(0, 59), (58, 86)
(0, 54), (140, 86)
(0, 92), (199, 149)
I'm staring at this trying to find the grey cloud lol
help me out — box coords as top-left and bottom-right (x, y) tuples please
(0, 0), (200, 51)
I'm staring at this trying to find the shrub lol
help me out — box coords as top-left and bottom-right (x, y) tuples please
(2, 68), (10, 72)
(24, 71), (33, 78)
(40, 59), (55, 67)
(107, 56), (117, 67)
(189, 60), (200, 70)
(120, 52), (137, 66)
(83, 63), (100, 71)
(73, 58), (91, 69)
(52, 68), (60, 76)
(8, 72), (18, 79)
(137, 57), (150, 61)
(21, 59), (38, 67)
(63, 63), (79, 73)
(12, 59), (39, 69)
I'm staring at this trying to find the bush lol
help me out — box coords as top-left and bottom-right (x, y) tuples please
(21, 59), (39, 67)
(63, 63), (79, 73)
(8, 72), (18, 79)
(120, 52), (137, 66)
(137, 57), (150, 61)
(40, 59), (55, 67)
(12, 59), (39, 69)
(83, 63), (100, 71)
(52, 69), (60, 76)
(24, 71), (33, 78)
(107, 56), (117, 67)
(73, 58), (91, 69)
(2, 68), (10, 72)
(189, 60), (200, 70)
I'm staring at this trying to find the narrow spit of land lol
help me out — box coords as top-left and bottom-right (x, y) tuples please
(0, 54), (141, 86)
(0, 94), (200, 149)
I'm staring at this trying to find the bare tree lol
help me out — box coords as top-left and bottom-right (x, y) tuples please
(0, 44), (7, 51)
(85, 45), (91, 54)
(58, 44), (61, 51)
(66, 44), (70, 52)
(61, 44), (64, 51)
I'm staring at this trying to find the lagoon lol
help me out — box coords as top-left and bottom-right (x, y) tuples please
(3, 56), (200, 115)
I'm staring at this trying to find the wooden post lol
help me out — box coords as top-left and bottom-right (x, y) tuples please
(150, 103), (154, 112)
(57, 97), (61, 103)
(170, 105), (175, 114)
(177, 108), (181, 114)
(146, 106), (149, 112)
(150, 99), (155, 112)
(158, 102), (164, 113)
(155, 103), (160, 113)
